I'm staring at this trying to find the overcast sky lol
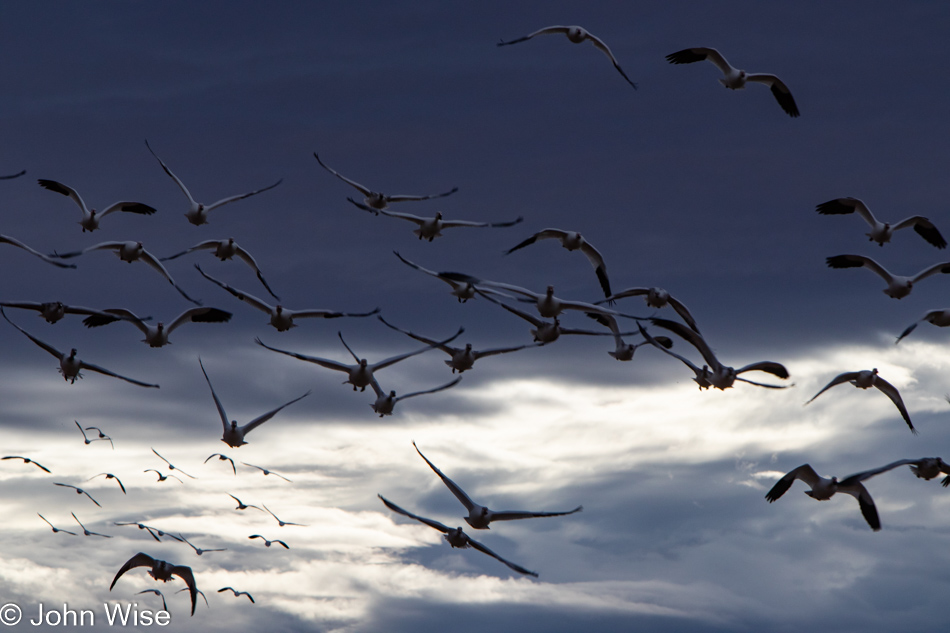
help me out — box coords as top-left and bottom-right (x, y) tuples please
(3, 2), (950, 631)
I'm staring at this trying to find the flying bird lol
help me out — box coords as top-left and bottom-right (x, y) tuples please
(314, 152), (457, 212)
(837, 457), (950, 487)
(218, 587), (255, 603)
(71, 512), (112, 538)
(114, 522), (168, 542)
(504, 228), (612, 298)
(666, 47), (799, 117)
(53, 483), (101, 507)
(37, 178), (156, 232)
(160, 237), (280, 300)
(176, 533), (227, 556)
(348, 199), (523, 241)
(37, 513), (76, 536)
(447, 274), (621, 321)
(895, 309), (950, 343)
(370, 376), (462, 417)
(482, 292), (628, 345)
(263, 504), (307, 527)
(498, 25), (637, 90)
(1, 233), (76, 269)
(136, 589), (167, 613)
(765, 464), (881, 531)
(586, 312), (672, 361)
(82, 307), (231, 347)
(205, 453), (237, 475)
(88, 473), (126, 494)
(0, 301), (130, 325)
(144, 469), (183, 484)
(83, 425), (114, 448)
(241, 462), (292, 482)
(805, 368), (915, 434)
(151, 449), (196, 479)
(110, 553), (198, 616)
(393, 251), (513, 303)
(2, 455), (51, 473)
(145, 139), (282, 226)
(817, 197), (946, 248)
(826, 254), (950, 299)
(248, 534), (289, 549)
(597, 287), (700, 333)
(227, 494), (262, 511)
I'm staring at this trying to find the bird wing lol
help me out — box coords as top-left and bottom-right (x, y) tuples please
(488, 505), (583, 522)
(472, 343), (533, 360)
(816, 197), (875, 225)
(804, 371), (860, 405)
(375, 208), (428, 225)
(765, 464), (820, 502)
(734, 361), (789, 379)
(110, 553), (157, 590)
(745, 73), (800, 117)
(199, 358), (230, 433)
(138, 249), (201, 305)
(825, 254), (894, 284)
(167, 307), (231, 334)
(196, 264), (272, 312)
(231, 245), (281, 300)
(0, 169), (25, 179)
(387, 186), (459, 202)
(98, 201), (157, 219)
(145, 139), (198, 205)
(378, 494), (451, 533)
(2, 308), (64, 359)
(160, 240), (220, 261)
(503, 229), (564, 255)
(649, 317), (720, 371)
(836, 483), (881, 531)
(254, 337), (352, 373)
(37, 179), (88, 214)
(584, 31), (637, 89)
(412, 442), (476, 512)
(204, 179), (282, 213)
(371, 327), (464, 370)
(81, 308), (144, 329)
(241, 390), (310, 435)
(79, 359), (160, 389)
(891, 216), (947, 249)
(872, 376), (917, 434)
(910, 260), (950, 284)
(497, 25), (570, 46)
(895, 314), (930, 343)
(314, 153), (372, 196)
(0, 234), (77, 268)
(444, 215), (523, 229)
(466, 537), (539, 577)
(839, 459), (919, 487)
(171, 565), (199, 616)
(377, 316), (456, 352)
(637, 323), (703, 374)
(666, 47), (732, 74)
(664, 295), (701, 333)
(397, 377), (462, 403)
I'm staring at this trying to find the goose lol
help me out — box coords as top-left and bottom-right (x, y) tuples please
(378, 494), (538, 577)
(2, 455), (51, 473)
(227, 493), (262, 511)
(447, 274), (621, 320)
(255, 328), (462, 392)
(504, 228), (612, 298)
(205, 453), (236, 475)
(817, 197), (946, 248)
(587, 312), (672, 361)
(178, 587), (208, 609)
(2, 307), (160, 387)
(144, 469), (183, 484)
(836, 457), (950, 487)
(151, 449), (196, 479)
(218, 587), (255, 603)
(51, 241), (200, 305)
(498, 25), (637, 90)
(200, 358), (310, 447)
(145, 139), (282, 226)
(263, 504), (307, 527)
(638, 323), (713, 389)
(37, 513), (76, 536)
(82, 307), (231, 347)
(805, 368), (915, 434)
(161, 238), (280, 300)
(378, 315), (536, 373)
(176, 533), (226, 556)
(642, 319), (790, 390)
(53, 483), (101, 507)
(248, 534), (289, 549)
(241, 462), (292, 482)
(370, 376), (462, 417)
(75, 420), (114, 447)
(110, 553), (198, 616)
(0, 301), (132, 325)
(114, 521), (168, 542)
(666, 47), (799, 117)
(896, 309), (950, 343)
(826, 254), (950, 299)
(413, 442), (582, 530)
(314, 152), (457, 212)
(765, 464), (881, 530)
(393, 251), (513, 302)
(596, 287), (700, 333)
(1, 233), (76, 269)
(37, 178), (156, 232)
(1, 169), (25, 179)
(136, 589), (167, 613)
(481, 291), (627, 344)
(88, 473), (126, 494)
(197, 264), (378, 331)
(71, 512), (111, 538)
(348, 198), (522, 241)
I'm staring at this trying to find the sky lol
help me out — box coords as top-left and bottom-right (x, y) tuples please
(2, 1), (950, 631)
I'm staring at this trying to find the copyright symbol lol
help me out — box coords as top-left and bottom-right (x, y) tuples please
(0, 603), (21, 626)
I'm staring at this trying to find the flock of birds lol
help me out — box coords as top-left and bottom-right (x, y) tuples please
(2, 21), (949, 619)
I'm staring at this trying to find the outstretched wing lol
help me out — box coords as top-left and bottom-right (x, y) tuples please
(241, 390), (311, 435)
(765, 464), (820, 503)
(378, 494), (451, 534)
(413, 442), (476, 512)
(466, 537), (539, 577)
(110, 552), (156, 590)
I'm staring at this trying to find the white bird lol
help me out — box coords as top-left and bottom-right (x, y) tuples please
(37, 513), (76, 536)
(151, 448), (196, 479)
(837, 457), (950, 487)
(314, 152), (457, 212)
(71, 512), (112, 538)
(248, 534), (289, 549)
(53, 482), (101, 507)
(144, 469), (183, 484)
(218, 587), (255, 603)
(199, 358), (310, 448)
(348, 197), (522, 241)
(827, 254), (950, 299)
(255, 328), (462, 392)
(498, 25), (637, 90)
(504, 228), (612, 298)
(378, 494), (538, 577)
(0, 301), (130, 325)
(666, 47), (799, 117)
(393, 251), (513, 303)
(146, 139), (282, 226)
(817, 197), (946, 248)
(51, 241), (201, 305)
(227, 493), (262, 511)
(805, 368), (915, 434)
(263, 504), (307, 527)
(2, 455), (51, 473)
(114, 521), (168, 542)
(370, 376), (462, 417)
(587, 312), (672, 361)
(448, 274), (621, 321)
(110, 552), (198, 616)
(37, 178), (156, 232)
(413, 443), (582, 530)
(205, 453), (236, 475)
(896, 309), (950, 343)
(765, 463), (881, 531)
(241, 462), (292, 482)
(161, 237), (280, 300)
(176, 533), (227, 556)
(88, 472), (126, 494)
(75, 420), (114, 448)
(196, 264), (378, 331)
(82, 307), (231, 347)
(1, 233), (76, 269)
(597, 286), (700, 333)
(482, 291), (628, 345)
(2, 308), (160, 388)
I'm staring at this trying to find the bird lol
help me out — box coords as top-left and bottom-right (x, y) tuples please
(378, 494), (538, 577)
(348, 198), (523, 241)
(805, 368), (915, 434)
(114, 521), (168, 542)
(837, 457), (950, 487)
(378, 316), (536, 373)
(895, 309), (950, 343)
(37, 513), (76, 535)
(199, 358), (310, 448)
(255, 328), (462, 392)
(218, 587), (255, 603)
(1, 233), (77, 269)
(369, 376), (462, 417)
(241, 462), (292, 482)
(826, 254), (950, 299)
(765, 464), (881, 531)
(227, 494), (262, 511)
(53, 483), (101, 507)
(498, 25), (637, 90)
(641, 319), (790, 390)
(71, 512), (112, 538)
(817, 197), (946, 248)
(176, 533), (227, 556)
(0, 301), (131, 325)
(248, 534), (289, 549)
(392, 251), (513, 303)
(110, 552), (198, 616)
(504, 228), (612, 298)
(205, 453), (237, 475)
(2, 455), (51, 473)
(145, 139), (282, 226)
(83, 425), (114, 449)
(37, 178), (156, 232)
(151, 449), (196, 479)
(586, 312), (672, 361)
(453, 276), (622, 321)
(482, 291), (628, 345)
(1, 309), (153, 388)
(0, 169), (26, 179)
(413, 442), (582, 530)
(81, 307), (231, 347)
(136, 589), (167, 613)
(666, 47), (799, 117)
(262, 504), (307, 527)
(160, 238), (280, 300)
(596, 287), (700, 333)
(313, 152), (457, 212)
(196, 264), (379, 331)
(88, 473), (126, 494)
(144, 469), (183, 484)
